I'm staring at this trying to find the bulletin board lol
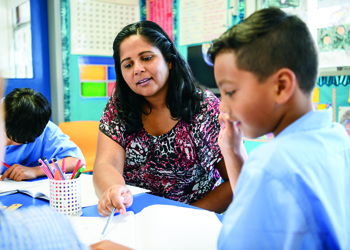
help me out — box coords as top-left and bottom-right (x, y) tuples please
(70, 0), (140, 56)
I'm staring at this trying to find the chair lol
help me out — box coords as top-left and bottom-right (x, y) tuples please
(58, 121), (100, 172)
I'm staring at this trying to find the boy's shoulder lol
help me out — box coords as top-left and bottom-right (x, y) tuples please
(246, 109), (350, 178)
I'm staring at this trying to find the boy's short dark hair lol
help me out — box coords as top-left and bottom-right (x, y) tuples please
(208, 7), (318, 94)
(4, 88), (51, 144)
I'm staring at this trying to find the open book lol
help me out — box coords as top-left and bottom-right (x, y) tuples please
(0, 174), (149, 207)
(69, 204), (222, 250)
(0, 177), (49, 199)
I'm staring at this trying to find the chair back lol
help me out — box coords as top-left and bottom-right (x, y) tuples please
(59, 121), (100, 172)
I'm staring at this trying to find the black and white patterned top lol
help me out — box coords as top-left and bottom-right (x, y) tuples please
(99, 90), (223, 204)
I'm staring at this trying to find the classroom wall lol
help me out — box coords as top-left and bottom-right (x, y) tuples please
(59, 0), (245, 122)
(60, 0), (110, 121)
(59, 0), (350, 155)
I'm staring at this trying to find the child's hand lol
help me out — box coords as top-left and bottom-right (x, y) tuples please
(91, 240), (132, 250)
(97, 184), (133, 217)
(218, 112), (244, 156)
(0, 164), (38, 181)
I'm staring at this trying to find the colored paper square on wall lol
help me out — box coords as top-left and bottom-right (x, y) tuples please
(80, 65), (106, 80)
(314, 103), (331, 110)
(108, 66), (116, 80)
(108, 82), (116, 96)
(81, 82), (107, 97)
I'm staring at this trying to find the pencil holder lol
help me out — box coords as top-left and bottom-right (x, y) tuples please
(49, 174), (82, 216)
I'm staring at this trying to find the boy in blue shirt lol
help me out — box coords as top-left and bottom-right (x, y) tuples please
(1, 88), (85, 181)
(0, 80), (88, 249)
(209, 7), (350, 249)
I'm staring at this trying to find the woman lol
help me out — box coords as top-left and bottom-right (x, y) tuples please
(93, 21), (236, 217)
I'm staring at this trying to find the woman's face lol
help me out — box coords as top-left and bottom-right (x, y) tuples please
(119, 35), (172, 99)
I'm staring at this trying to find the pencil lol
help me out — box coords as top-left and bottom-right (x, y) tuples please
(51, 158), (66, 180)
(62, 158), (66, 173)
(71, 159), (81, 179)
(100, 207), (116, 240)
(43, 157), (55, 177)
(2, 162), (10, 168)
(38, 160), (54, 179)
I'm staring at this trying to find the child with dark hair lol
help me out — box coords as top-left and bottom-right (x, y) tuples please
(0, 88), (85, 181)
(209, 7), (350, 249)
(0, 80), (89, 249)
(93, 20), (238, 217)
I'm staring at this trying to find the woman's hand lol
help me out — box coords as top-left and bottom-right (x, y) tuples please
(0, 164), (40, 181)
(98, 184), (133, 216)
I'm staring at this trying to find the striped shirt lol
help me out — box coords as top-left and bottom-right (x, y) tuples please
(0, 204), (89, 250)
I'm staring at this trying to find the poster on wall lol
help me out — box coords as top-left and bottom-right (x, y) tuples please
(70, 0), (140, 56)
(146, 0), (173, 40)
(313, 3), (350, 68)
(260, 0), (350, 69)
(179, 0), (227, 46)
(338, 106), (350, 136)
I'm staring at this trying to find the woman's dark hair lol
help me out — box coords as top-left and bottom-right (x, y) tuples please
(4, 88), (51, 143)
(112, 20), (203, 133)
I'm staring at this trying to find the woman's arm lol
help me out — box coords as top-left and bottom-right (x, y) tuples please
(93, 131), (132, 216)
(190, 159), (232, 214)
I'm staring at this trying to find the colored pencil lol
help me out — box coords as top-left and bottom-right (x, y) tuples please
(2, 162), (10, 168)
(38, 160), (54, 179)
(71, 159), (81, 179)
(52, 158), (66, 180)
(100, 207), (116, 240)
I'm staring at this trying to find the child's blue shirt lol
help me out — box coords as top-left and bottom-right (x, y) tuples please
(0, 203), (89, 249)
(218, 108), (350, 250)
(2, 121), (84, 173)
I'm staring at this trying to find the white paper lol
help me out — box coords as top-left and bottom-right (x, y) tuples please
(70, 0), (140, 56)
(0, 174), (150, 207)
(179, 0), (227, 46)
(135, 205), (222, 250)
(70, 204), (222, 250)
(80, 174), (150, 207)
(0, 177), (49, 193)
(70, 211), (136, 249)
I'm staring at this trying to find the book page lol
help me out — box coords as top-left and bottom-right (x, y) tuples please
(135, 205), (222, 250)
(0, 177), (49, 193)
(19, 185), (50, 200)
(69, 204), (222, 249)
(69, 211), (136, 249)
(80, 174), (150, 207)
(0, 174), (150, 207)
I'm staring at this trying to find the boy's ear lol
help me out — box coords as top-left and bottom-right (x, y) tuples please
(274, 68), (296, 104)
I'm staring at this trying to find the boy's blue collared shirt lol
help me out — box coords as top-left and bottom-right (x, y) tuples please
(2, 121), (84, 173)
(218, 108), (350, 249)
(0, 204), (88, 249)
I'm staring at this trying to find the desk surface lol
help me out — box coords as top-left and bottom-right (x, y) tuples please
(0, 192), (223, 221)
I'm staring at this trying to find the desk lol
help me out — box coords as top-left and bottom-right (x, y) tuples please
(0, 192), (223, 221)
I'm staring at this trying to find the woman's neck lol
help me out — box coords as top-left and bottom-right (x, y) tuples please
(143, 82), (169, 112)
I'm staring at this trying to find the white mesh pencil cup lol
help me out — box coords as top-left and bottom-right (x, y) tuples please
(49, 174), (82, 216)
